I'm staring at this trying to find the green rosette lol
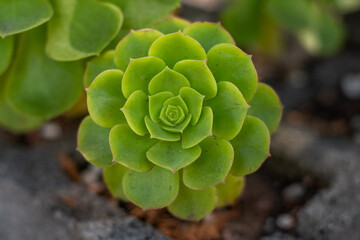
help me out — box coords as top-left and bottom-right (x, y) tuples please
(78, 19), (282, 221)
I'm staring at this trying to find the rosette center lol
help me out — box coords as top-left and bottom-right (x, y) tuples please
(160, 104), (185, 126)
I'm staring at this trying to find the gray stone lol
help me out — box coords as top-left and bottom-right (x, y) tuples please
(0, 130), (171, 240)
(268, 124), (360, 240)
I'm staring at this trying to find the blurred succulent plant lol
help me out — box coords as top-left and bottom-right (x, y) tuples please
(0, 0), (179, 133)
(221, 0), (348, 56)
(78, 19), (282, 220)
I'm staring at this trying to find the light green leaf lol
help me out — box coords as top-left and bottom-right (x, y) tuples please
(0, 0), (53, 38)
(168, 181), (217, 221)
(216, 174), (245, 208)
(105, 0), (180, 29)
(109, 124), (156, 172)
(149, 92), (174, 123)
(122, 56), (166, 98)
(0, 36), (14, 76)
(183, 22), (235, 52)
(121, 90), (149, 136)
(77, 116), (113, 168)
(206, 81), (249, 140)
(145, 115), (180, 141)
(207, 43), (258, 101)
(87, 69), (126, 128)
(182, 106), (213, 149)
(123, 166), (179, 210)
(6, 27), (83, 119)
(104, 163), (129, 201)
(153, 16), (190, 34)
(148, 67), (190, 95)
(114, 29), (164, 71)
(84, 50), (117, 88)
(149, 31), (207, 68)
(248, 83), (282, 134)
(46, 0), (123, 61)
(179, 87), (204, 125)
(174, 60), (217, 100)
(146, 141), (201, 172)
(231, 116), (270, 176)
(183, 137), (234, 190)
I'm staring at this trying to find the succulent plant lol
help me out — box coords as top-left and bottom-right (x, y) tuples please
(78, 21), (282, 220)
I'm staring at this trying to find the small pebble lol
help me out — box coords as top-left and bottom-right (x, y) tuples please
(341, 73), (360, 99)
(282, 183), (306, 202)
(40, 122), (62, 140)
(81, 165), (102, 185)
(276, 214), (295, 230)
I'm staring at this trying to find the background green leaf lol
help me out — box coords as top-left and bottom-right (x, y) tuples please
(0, 37), (14, 76)
(104, 0), (180, 29)
(0, 0), (53, 38)
(6, 27), (83, 119)
(46, 0), (123, 61)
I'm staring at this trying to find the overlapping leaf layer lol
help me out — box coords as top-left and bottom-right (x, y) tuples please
(78, 20), (282, 220)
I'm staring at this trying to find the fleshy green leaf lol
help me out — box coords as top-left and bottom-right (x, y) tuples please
(216, 174), (245, 207)
(149, 92), (174, 123)
(114, 29), (164, 71)
(121, 90), (149, 136)
(122, 166), (179, 210)
(77, 116), (113, 168)
(149, 31), (207, 68)
(46, 0), (123, 61)
(0, 36), (14, 76)
(84, 50), (117, 88)
(109, 124), (156, 172)
(87, 70), (126, 128)
(182, 106), (213, 149)
(174, 60), (217, 100)
(206, 81), (249, 140)
(145, 116), (180, 141)
(104, 163), (129, 201)
(146, 141), (201, 172)
(183, 22), (235, 52)
(231, 116), (270, 176)
(105, 0), (180, 29)
(207, 43), (258, 101)
(248, 83), (282, 134)
(0, 0), (53, 38)
(148, 67), (190, 95)
(168, 181), (217, 221)
(179, 87), (204, 125)
(6, 27), (83, 119)
(183, 137), (234, 190)
(122, 56), (166, 98)
(153, 16), (191, 34)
